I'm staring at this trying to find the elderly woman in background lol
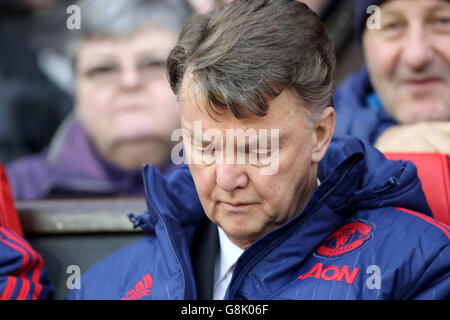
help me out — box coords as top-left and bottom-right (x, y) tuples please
(6, 0), (193, 199)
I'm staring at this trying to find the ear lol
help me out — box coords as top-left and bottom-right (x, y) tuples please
(311, 107), (335, 164)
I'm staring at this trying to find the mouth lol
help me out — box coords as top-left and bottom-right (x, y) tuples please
(219, 201), (258, 211)
(402, 77), (443, 90)
(119, 104), (148, 111)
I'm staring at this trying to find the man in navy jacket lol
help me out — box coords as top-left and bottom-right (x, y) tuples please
(334, 0), (450, 154)
(68, 0), (450, 300)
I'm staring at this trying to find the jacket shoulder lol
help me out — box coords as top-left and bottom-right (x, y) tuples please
(5, 151), (50, 200)
(355, 207), (450, 299)
(382, 206), (448, 243)
(356, 206), (449, 252)
(66, 237), (154, 300)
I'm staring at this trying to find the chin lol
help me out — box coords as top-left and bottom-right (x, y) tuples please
(405, 106), (448, 123)
(392, 97), (449, 123)
(110, 142), (170, 171)
(114, 132), (163, 142)
(221, 218), (265, 241)
(108, 121), (167, 141)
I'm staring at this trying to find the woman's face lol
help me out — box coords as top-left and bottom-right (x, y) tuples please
(75, 26), (180, 170)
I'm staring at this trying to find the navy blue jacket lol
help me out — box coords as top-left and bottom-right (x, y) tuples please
(334, 67), (397, 144)
(67, 136), (450, 300)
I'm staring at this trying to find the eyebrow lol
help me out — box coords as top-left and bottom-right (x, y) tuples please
(80, 50), (168, 68)
(136, 51), (168, 62)
(430, 1), (450, 9)
(184, 127), (284, 146)
(428, 2), (450, 13)
(382, 1), (450, 16)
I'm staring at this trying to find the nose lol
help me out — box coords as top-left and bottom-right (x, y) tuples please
(216, 164), (249, 192)
(119, 66), (141, 89)
(401, 25), (434, 71)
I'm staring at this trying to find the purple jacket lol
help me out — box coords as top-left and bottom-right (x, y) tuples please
(6, 115), (178, 200)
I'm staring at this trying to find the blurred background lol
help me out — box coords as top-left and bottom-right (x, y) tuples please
(0, 0), (362, 166)
(0, 0), (364, 299)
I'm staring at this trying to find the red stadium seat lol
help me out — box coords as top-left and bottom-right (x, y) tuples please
(0, 164), (23, 236)
(384, 153), (450, 225)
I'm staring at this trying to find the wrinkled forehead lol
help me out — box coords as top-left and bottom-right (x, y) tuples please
(179, 71), (211, 118)
(179, 70), (308, 133)
(179, 69), (234, 119)
(179, 80), (256, 130)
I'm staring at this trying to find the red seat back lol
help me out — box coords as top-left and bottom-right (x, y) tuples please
(0, 164), (23, 236)
(384, 153), (450, 225)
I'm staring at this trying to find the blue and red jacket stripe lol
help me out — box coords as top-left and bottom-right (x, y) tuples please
(0, 227), (53, 300)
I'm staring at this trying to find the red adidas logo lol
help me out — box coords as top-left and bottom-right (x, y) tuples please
(121, 273), (153, 300)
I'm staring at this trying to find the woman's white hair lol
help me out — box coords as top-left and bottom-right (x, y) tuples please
(66, 0), (193, 66)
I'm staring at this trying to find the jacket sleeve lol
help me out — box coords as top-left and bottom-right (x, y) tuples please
(0, 227), (54, 300)
(408, 242), (450, 300)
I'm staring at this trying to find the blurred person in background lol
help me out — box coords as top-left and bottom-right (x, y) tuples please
(334, 0), (450, 155)
(6, 0), (193, 200)
(301, 0), (362, 83)
(0, 0), (73, 165)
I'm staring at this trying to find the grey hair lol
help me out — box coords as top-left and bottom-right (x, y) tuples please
(66, 0), (193, 66)
(167, 0), (336, 123)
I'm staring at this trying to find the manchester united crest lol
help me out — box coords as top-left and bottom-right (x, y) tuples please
(316, 221), (374, 258)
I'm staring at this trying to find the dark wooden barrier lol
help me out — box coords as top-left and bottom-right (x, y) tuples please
(16, 197), (147, 300)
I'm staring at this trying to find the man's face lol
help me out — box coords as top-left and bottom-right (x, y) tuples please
(363, 0), (450, 123)
(180, 78), (334, 249)
(75, 26), (180, 170)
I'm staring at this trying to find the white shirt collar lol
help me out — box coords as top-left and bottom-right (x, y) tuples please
(215, 227), (244, 283)
(213, 176), (321, 299)
(213, 227), (244, 299)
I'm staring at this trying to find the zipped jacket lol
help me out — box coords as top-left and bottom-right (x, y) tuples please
(67, 136), (450, 300)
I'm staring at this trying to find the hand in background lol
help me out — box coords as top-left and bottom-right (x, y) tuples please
(375, 121), (450, 155)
